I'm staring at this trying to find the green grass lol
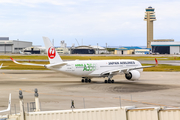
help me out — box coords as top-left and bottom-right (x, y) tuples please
(0, 56), (48, 60)
(0, 61), (180, 71)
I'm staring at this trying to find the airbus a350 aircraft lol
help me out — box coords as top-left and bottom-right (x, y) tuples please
(10, 37), (158, 83)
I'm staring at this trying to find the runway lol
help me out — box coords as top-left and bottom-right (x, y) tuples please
(0, 70), (180, 112)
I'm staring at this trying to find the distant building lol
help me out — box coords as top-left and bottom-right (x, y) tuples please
(60, 41), (67, 48)
(0, 37), (9, 40)
(153, 39), (174, 42)
(23, 46), (46, 54)
(71, 46), (95, 54)
(114, 47), (149, 55)
(0, 37), (32, 53)
(151, 42), (180, 54)
(134, 49), (150, 55)
(56, 48), (69, 54)
(90, 46), (107, 54)
(70, 45), (107, 54)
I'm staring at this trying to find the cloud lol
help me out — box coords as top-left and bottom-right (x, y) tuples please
(0, 0), (78, 6)
(0, 0), (180, 46)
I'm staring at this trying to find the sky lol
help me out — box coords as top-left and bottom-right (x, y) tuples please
(0, 0), (180, 47)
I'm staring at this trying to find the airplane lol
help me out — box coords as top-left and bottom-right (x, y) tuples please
(19, 50), (31, 55)
(10, 37), (158, 83)
(0, 93), (11, 113)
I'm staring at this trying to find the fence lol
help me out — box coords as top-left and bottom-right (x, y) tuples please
(5, 106), (180, 120)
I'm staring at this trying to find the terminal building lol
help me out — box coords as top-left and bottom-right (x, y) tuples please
(151, 42), (180, 54)
(0, 37), (32, 53)
(55, 40), (69, 54)
(114, 47), (150, 55)
(23, 46), (46, 54)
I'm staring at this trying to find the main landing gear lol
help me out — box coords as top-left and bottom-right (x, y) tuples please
(104, 79), (114, 83)
(81, 78), (91, 83)
(104, 74), (114, 83)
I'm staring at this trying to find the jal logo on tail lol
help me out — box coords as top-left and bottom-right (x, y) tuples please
(48, 47), (56, 59)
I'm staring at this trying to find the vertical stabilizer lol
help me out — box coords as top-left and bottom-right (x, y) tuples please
(43, 37), (63, 64)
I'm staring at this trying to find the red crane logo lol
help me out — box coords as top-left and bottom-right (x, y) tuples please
(48, 47), (56, 59)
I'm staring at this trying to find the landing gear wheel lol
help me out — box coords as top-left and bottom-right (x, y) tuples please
(85, 79), (88, 83)
(105, 80), (107, 83)
(88, 79), (91, 83)
(81, 79), (84, 82)
(112, 80), (114, 83)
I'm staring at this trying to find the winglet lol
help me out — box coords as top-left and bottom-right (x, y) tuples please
(10, 57), (20, 65)
(10, 57), (18, 63)
(155, 58), (158, 66)
(10, 57), (14, 61)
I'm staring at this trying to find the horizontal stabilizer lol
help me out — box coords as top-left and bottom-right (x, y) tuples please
(10, 57), (45, 67)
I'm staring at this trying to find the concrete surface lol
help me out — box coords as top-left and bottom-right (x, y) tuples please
(0, 70), (180, 113)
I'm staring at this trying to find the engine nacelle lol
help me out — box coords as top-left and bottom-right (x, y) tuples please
(125, 70), (140, 81)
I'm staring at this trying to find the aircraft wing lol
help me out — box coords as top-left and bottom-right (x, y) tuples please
(101, 58), (158, 75)
(10, 57), (45, 66)
(45, 63), (67, 69)
(0, 93), (11, 113)
(10, 57), (67, 68)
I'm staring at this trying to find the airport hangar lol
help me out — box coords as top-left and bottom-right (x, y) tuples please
(70, 45), (107, 54)
(151, 41), (180, 54)
(0, 37), (32, 54)
(114, 47), (150, 55)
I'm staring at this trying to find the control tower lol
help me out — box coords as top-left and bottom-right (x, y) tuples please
(144, 6), (156, 48)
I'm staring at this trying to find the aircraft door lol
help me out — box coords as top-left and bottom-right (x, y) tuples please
(67, 64), (75, 71)
(95, 63), (99, 70)
(71, 64), (75, 71)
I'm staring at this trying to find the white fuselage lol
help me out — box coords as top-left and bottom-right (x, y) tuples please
(47, 59), (143, 78)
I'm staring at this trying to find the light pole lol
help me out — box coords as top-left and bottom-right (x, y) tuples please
(106, 43), (107, 54)
(97, 43), (99, 54)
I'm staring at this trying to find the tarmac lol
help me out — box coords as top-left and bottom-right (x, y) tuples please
(0, 70), (180, 112)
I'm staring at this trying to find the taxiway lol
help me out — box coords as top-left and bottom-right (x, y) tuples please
(0, 70), (180, 112)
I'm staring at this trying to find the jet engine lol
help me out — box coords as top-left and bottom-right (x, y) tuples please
(125, 70), (140, 81)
